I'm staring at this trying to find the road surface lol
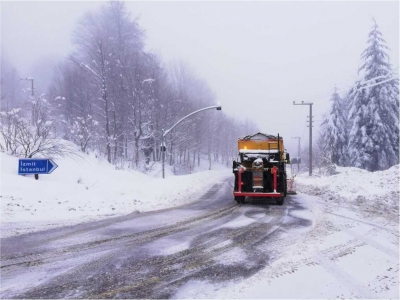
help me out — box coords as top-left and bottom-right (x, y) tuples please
(1, 176), (398, 298)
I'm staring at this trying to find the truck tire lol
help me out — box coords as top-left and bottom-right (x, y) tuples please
(284, 177), (287, 197)
(283, 173), (287, 197)
(276, 197), (284, 206)
(235, 196), (245, 204)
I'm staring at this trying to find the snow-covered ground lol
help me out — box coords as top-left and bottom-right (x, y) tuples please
(172, 165), (399, 299)
(174, 194), (399, 299)
(296, 165), (399, 216)
(2, 151), (398, 298)
(0, 150), (231, 238)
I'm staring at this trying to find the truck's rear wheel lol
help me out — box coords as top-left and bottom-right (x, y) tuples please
(276, 197), (284, 206)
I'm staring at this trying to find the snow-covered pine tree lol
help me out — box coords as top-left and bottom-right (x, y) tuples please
(321, 87), (348, 166)
(347, 19), (399, 171)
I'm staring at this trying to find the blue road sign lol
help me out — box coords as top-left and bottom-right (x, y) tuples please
(18, 158), (58, 175)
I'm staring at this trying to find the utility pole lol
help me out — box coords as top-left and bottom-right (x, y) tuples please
(20, 77), (34, 96)
(291, 136), (301, 174)
(20, 77), (36, 127)
(293, 101), (313, 176)
(20, 77), (39, 180)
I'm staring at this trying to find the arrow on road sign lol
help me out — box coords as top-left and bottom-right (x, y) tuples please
(47, 160), (58, 174)
(18, 158), (59, 175)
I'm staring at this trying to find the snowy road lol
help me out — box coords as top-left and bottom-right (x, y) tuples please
(1, 177), (398, 298)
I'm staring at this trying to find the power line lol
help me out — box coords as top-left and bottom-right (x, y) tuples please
(297, 67), (399, 102)
(290, 70), (398, 177)
(352, 76), (398, 92)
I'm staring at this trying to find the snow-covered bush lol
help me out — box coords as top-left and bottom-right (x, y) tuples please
(296, 165), (399, 215)
(0, 94), (78, 159)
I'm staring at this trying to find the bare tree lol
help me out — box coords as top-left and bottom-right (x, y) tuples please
(0, 94), (78, 159)
(43, 1), (257, 174)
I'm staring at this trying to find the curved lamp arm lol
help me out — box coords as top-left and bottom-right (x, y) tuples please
(163, 105), (221, 137)
(161, 105), (221, 178)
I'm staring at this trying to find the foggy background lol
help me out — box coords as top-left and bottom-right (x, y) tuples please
(1, 1), (399, 155)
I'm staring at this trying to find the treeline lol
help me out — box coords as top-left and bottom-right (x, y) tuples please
(306, 19), (399, 173)
(1, 1), (258, 172)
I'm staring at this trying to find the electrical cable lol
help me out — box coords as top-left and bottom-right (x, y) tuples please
(299, 66), (399, 102)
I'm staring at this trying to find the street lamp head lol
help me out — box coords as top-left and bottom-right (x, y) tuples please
(216, 106), (222, 111)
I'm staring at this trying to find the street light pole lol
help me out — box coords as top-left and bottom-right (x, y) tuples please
(162, 129), (165, 179)
(161, 105), (222, 178)
(293, 101), (313, 176)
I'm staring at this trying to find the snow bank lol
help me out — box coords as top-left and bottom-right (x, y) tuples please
(296, 165), (399, 215)
(1, 150), (230, 237)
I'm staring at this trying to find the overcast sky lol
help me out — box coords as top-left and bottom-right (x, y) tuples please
(1, 1), (399, 154)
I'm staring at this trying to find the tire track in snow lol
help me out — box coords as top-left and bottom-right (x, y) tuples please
(325, 211), (399, 237)
(88, 206), (289, 299)
(1, 203), (239, 269)
(12, 203), (289, 299)
(316, 253), (376, 299)
(2, 176), (233, 255)
(332, 224), (398, 259)
(0, 177), (247, 271)
(244, 196), (392, 299)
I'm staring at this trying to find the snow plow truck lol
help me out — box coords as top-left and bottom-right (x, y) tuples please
(233, 133), (290, 205)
